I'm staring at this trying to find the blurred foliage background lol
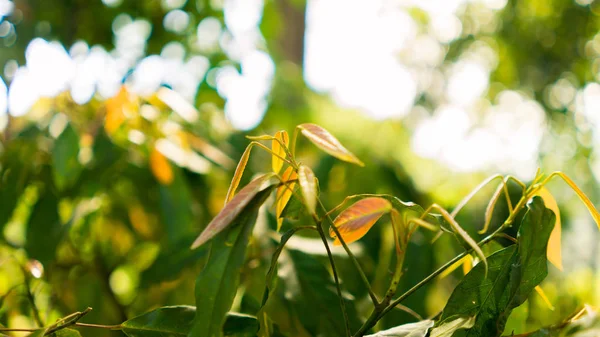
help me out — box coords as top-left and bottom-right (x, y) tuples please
(0, 0), (599, 336)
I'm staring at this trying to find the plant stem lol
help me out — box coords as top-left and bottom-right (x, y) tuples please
(314, 219), (351, 337)
(317, 200), (380, 306)
(74, 323), (122, 330)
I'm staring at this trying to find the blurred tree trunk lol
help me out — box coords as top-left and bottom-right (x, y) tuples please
(275, 0), (306, 67)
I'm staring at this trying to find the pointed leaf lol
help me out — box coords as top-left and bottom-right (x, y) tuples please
(275, 166), (297, 231)
(272, 130), (289, 174)
(189, 190), (269, 337)
(225, 144), (253, 204)
(122, 306), (256, 337)
(298, 123), (364, 166)
(54, 328), (82, 337)
(122, 306), (195, 337)
(192, 173), (277, 248)
(365, 320), (434, 337)
(52, 123), (82, 190)
(430, 316), (475, 337)
(298, 165), (317, 216)
(536, 187), (562, 271)
(437, 197), (555, 337)
(150, 147), (174, 185)
(556, 172), (600, 230)
(329, 197), (392, 245)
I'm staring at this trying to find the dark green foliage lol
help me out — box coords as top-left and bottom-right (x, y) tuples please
(437, 197), (555, 337)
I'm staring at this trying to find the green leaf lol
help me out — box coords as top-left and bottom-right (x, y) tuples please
(429, 316), (475, 337)
(52, 123), (82, 190)
(26, 187), (62, 267)
(188, 188), (272, 337)
(222, 313), (259, 337)
(122, 305), (195, 337)
(437, 197), (555, 337)
(365, 319), (434, 337)
(191, 173), (277, 248)
(121, 306), (258, 337)
(284, 249), (361, 336)
(26, 330), (46, 337)
(53, 328), (82, 337)
(159, 166), (195, 246)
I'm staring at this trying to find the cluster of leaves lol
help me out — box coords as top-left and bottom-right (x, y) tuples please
(84, 123), (598, 337)
(2, 114), (600, 337)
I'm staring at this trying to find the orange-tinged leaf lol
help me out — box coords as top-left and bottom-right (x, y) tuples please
(462, 254), (473, 275)
(329, 197), (392, 246)
(536, 187), (562, 271)
(191, 173), (277, 248)
(275, 167), (297, 231)
(298, 165), (317, 215)
(150, 148), (174, 185)
(224, 144), (252, 204)
(298, 123), (364, 166)
(272, 131), (289, 174)
(105, 86), (136, 134)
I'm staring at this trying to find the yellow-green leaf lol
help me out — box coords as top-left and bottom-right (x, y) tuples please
(329, 197), (392, 246)
(556, 173), (600, 230)
(536, 187), (562, 271)
(276, 166), (297, 231)
(150, 148), (174, 185)
(298, 165), (317, 216)
(298, 123), (364, 166)
(191, 173), (277, 248)
(225, 144), (252, 204)
(272, 130), (289, 174)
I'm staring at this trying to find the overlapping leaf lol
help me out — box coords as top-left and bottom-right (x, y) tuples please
(536, 187), (562, 270)
(224, 144), (253, 204)
(272, 130), (289, 174)
(365, 320), (434, 337)
(121, 305), (258, 337)
(298, 123), (364, 166)
(275, 166), (297, 231)
(329, 197), (392, 245)
(189, 189), (270, 337)
(437, 197), (555, 337)
(191, 173), (277, 249)
(298, 165), (317, 216)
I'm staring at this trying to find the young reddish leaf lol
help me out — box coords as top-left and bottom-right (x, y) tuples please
(298, 165), (317, 215)
(536, 187), (562, 271)
(150, 148), (174, 185)
(276, 166), (297, 231)
(329, 197), (392, 246)
(224, 144), (252, 204)
(272, 130), (289, 174)
(298, 123), (364, 166)
(191, 173), (277, 248)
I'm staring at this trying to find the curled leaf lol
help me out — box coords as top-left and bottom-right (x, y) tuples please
(276, 166), (298, 231)
(225, 144), (252, 204)
(191, 173), (277, 248)
(536, 187), (562, 271)
(330, 197), (392, 246)
(272, 130), (289, 174)
(298, 165), (317, 216)
(298, 123), (364, 166)
(150, 148), (174, 185)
